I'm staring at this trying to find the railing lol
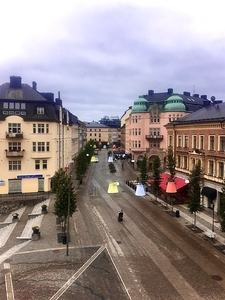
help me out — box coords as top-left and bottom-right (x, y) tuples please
(6, 132), (23, 139)
(145, 135), (163, 140)
(5, 150), (24, 157)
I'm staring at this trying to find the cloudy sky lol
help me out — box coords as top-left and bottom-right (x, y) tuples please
(1, 0), (225, 122)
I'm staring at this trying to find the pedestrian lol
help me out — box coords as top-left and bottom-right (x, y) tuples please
(118, 210), (123, 223)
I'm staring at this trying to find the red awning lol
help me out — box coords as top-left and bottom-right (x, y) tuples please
(148, 173), (188, 191)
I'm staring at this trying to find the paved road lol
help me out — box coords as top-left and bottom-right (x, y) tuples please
(1, 150), (225, 299)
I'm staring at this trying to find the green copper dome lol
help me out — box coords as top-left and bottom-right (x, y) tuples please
(164, 93), (186, 112)
(131, 96), (148, 113)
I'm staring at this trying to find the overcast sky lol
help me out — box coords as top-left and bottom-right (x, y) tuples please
(1, 0), (225, 122)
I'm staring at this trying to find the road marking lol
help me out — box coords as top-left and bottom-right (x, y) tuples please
(4, 263), (15, 300)
(0, 241), (31, 264)
(49, 244), (106, 300)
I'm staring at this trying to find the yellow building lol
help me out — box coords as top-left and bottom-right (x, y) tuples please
(0, 76), (84, 195)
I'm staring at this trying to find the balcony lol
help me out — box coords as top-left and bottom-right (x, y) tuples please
(145, 135), (163, 140)
(6, 132), (23, 139)
(5, 150), (24, 157)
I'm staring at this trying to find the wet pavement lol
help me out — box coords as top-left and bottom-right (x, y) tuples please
(1, 150), (225, 299)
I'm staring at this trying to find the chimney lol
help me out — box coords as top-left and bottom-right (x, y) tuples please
(168, 88), (173, 94)
(32, 81), (37, 90)
(183, 91), (190, 96)
(193, 94), (199, 98)
(10, 76), (22, 88)
(148, 90), (154, 95)
(201, 95), (207, 100)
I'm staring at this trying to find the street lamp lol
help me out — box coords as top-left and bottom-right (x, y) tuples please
(66, 160), (74, 256)
(166, 181), (177, 213)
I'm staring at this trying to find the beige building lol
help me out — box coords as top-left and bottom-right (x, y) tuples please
(0, 76), (85, 195)
(85, 121), (120, 144)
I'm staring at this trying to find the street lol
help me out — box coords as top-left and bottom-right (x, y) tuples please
(1, 149), (225, 299)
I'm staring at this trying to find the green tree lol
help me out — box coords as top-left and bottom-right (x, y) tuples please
(152, 156), (161, 197)
(166, 150), (176, 211)
(166, 149), (176, 181)
(187, 160), (203, 227)
(139, 154), (148, 185)
(53, 168), (76, 232)
(220, 181), (225, 232)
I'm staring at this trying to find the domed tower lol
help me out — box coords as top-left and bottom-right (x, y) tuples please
(164, 93), (186, 112)
(131, 96), (148, 113)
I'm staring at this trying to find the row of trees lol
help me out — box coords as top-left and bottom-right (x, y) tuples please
(138, 150), (225, 232)
(52, 140), (100, 231)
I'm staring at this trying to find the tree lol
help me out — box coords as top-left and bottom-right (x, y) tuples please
(166, 149), (176, 181)
(166, 149), (177, 211)
(187, 160), (203, 227)
(53, 168), (76, 233)
(219, 181), (225, 232)
(139, 154), (148, 185)
(152, 156), (161, 197)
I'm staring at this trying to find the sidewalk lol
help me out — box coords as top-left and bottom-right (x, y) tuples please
(124, 160), (225, 246)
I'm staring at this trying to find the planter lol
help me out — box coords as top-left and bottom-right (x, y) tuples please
(41, 205), (48, 214)
(12, 213), (19, 221)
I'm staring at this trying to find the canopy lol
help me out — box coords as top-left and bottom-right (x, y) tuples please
(201, 187), (217, 200)
(148, 173), (188, 191)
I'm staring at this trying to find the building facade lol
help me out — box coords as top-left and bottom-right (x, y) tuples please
(0, 76), (84, 195)
(121, 88), (212, 169)
(165, 100), (225, 213)
(85, 121), (120, 145)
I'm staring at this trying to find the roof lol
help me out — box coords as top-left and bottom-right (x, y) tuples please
(85, 122), (110, 128)
(0, 82), (48, 101)
(143, 88), (212, 112)
(168, 101), (225, 125)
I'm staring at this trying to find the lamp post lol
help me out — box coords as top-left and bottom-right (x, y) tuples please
(66, 160), (74, 256)
(212, 200), (215, 233)
(166, 181), (177, 213)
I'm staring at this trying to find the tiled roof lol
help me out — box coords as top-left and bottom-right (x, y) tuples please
(170, 102), (225, 124)
(0, 83), (47, 101)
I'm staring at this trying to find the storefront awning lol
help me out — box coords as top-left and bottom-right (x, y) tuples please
(148, 173), (188, 191)
(201, 187), (217, 200)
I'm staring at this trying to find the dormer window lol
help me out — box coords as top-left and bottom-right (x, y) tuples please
(37, 107), (44, 114)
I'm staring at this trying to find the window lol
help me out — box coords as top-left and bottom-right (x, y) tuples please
(38, 124), (45, 133)
(184, 156), (188, 169)
(37, 107), (44, 114)
(138, 141), (141, 148)
(9, 161), (21, 170)
(184, 136), (188, 148)
(4, 102), (26, 109)
(8, 123), (21, 133)
(9, 142), (21, 151)
(150, 142), (160, 148)
(43, 160), (48, 170)
(138, 128), (141, 135)
(32, 142), (36, 152)
(200, 135), (204, 150)
(169, 136), (173, 147)
(46, 142), (50, 152)
(38, 142), (45, 152)
(35, 160), (40, 170)
(219, 136), (225, 151)
(135, 129), (137, 135)
(209, 160), (214, 176)
(33, 124), (36, 133)
(177, 155), (181, 168)
(218, 162), (224, 178)
(178, 135), (182, 147)
(46, 124), (49, 133)
(209, 136), (215, 151)
(192, 136), (197, 149)
(150, 128), (160, 136)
